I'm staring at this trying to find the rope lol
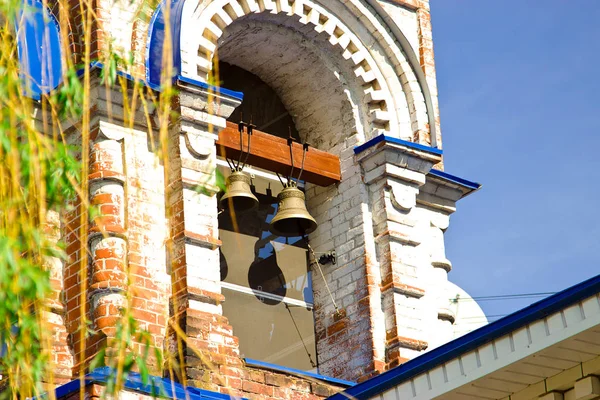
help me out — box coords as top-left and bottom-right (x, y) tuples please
(284, 303), (317, 368)
(307, 242), (339, 311)
(451, 292), (557, 302)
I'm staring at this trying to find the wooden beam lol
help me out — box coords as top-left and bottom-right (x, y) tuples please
(216, 121), (341, 186)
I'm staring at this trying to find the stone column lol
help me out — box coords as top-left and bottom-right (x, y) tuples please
(87, 124), (128, 361)
(166, 80), (243, 390)
(357, 137), (458, 368)
(417, 171), (475, 349)
(306, 134), (387, 383)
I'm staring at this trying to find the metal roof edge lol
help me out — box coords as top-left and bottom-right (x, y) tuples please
(88, 61), (162, 92)
(52, 367), (244, 400)
(176, 75), (244, 101)
(30, 64), (243, 102)
(427, 169), (481, 191)
(353, 135), (442, 156)
(244, 358), (355, 388)
(328, 273), (600, 400)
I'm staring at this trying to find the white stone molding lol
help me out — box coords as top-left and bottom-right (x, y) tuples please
(388, 180), (418, 212)
(337, 0), (431, 142)
(357, 138), (481, 362)
(98, 120), (128, 141)
(183, 131), (212, 159)
(178, 0), (430, 140)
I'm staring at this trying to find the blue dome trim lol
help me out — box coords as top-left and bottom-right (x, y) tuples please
(17, 0), (63, 100)
(145, 0), (185, 87)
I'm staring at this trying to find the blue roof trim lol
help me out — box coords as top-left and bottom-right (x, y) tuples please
(353, 135), (443, 156)
(244, 358), (355, 387)
(143, 0), (244, 102)
(329, 273), (600, 400)
(74, 64), (241, 100)
(89, 61), (162, 91)
(146, 0), (185, 87)
(52, 367), (245, 400)
(53, 376), (86, 399)
(177, 75), (244, 101)
(428, 169), (481, 190)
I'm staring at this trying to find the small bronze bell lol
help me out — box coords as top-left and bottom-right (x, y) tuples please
(269, 183), (317, 237)
(219, 170), (259, 213)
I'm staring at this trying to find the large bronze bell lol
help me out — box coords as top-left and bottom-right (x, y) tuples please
(219, 170), (259, 213)
(269, 183), (317, 237)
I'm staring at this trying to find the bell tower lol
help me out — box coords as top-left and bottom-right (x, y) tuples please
(21, 0), (489, 395)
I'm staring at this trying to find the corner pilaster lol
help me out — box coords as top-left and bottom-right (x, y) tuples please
(166, 79), (244, 388)
(357, 137), (477, 368)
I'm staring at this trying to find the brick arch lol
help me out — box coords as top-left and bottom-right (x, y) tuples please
(179, 0), (401, 140)
(215, 16), (370, 150)
(329, 0), (436, 146)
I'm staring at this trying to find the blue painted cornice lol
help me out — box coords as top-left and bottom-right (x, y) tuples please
(354, 134), (442, 156)
(51, 367), (244, 400)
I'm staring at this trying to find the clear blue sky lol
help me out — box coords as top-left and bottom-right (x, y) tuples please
(432, 1), (600, 320)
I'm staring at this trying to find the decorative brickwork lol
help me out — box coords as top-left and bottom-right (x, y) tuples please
(165, 83), (241, 388)
(416, 1), (442, 149)
(88, 125), (128, 356)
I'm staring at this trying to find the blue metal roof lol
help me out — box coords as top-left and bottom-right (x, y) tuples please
(352, 135), (480, 195)
(328, 273), (600, 400)
(144, 0), (242, 101)
(51, 362), (352, 400)
(353, 134), (443, 155)
(244, 358), (355, 387)
(52, 366), (245, 400)
(76, 63), (242, 100)
(17, 0), (63, 99)
(145, 0), (185, 88)
(177, 75), (244, 100)
(428, 168), (481, 191)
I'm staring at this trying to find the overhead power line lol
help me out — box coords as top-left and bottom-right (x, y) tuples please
(451, 291), (557, 302)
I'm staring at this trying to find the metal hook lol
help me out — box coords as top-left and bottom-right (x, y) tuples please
(236, 121), (244, 170)
(276, 172), (286, 187)
(296, 142), (309, 183)
(234, 120), (253, 171)
(287, 131), (295, 186)
(241, 122), (255, 170)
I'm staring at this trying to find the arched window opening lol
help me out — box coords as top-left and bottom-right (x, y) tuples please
(216, 62), (318, 372)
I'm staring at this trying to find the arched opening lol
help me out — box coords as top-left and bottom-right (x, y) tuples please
(150, 0), (439, 146)
(219, 62), (300, 141)
(216, 61), (317, 370)
(213, 12), (366, 372)
(214, 12), (368, 150)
